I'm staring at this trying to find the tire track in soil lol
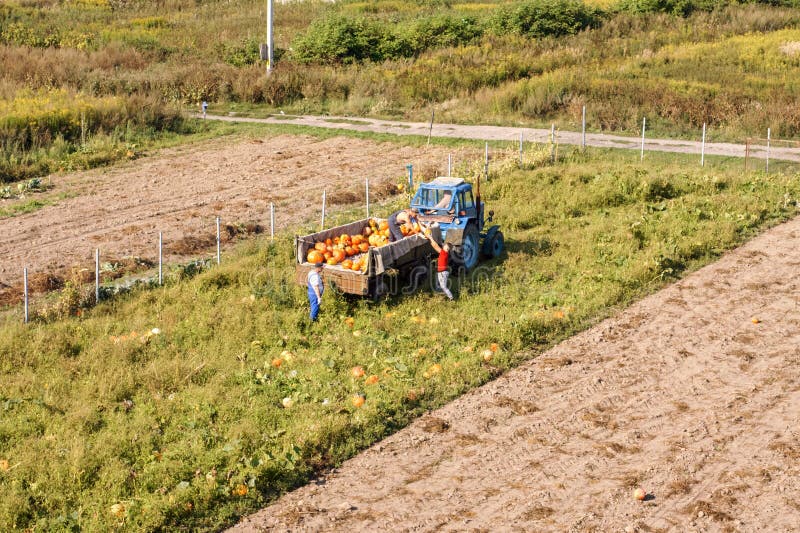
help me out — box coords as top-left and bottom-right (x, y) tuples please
(230, 216), (800, 532)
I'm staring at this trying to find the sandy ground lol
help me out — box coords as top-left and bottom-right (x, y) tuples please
(0, 134), (455, 303)
(231, 215), (800, 532)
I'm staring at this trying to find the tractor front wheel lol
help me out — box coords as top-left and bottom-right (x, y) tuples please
(488, 231), (504, 258)
(452, 224), (480, 270)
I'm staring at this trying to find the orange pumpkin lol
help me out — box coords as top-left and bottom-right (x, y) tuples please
(345, 246), (356, 256)
(325, 238), (333, 247)
(332, 249), (346, 262)
(351, 235), (363, 245)
(341, 259), (353, 269)
(352, 394), (366, 408)
(314, 242), (326, 252)
(327, 257), (339, 265)
(307, 250), (324, 264)
(323, 251), (332, 260)
(379, 220), (389, 231)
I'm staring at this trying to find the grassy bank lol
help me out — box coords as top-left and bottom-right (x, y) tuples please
(3, 1), (800, 182)
(1, 145), (798, 531)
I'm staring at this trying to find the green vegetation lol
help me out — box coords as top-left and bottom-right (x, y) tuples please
(2, 145), (798, 531)
(3, 0), (800, 181)
(0, 89), (185, 182)
(488, 0), (602, 37)
(0, 192), (78, 219)
(3, 1), (800, 528)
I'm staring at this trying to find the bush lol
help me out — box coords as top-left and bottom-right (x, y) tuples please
(612, 0), (760, 17)
(222, 37), (261, 68)
(292, 14), (389, 64)
(292, 12), (483, 64)
(489, 0), (603, 39)
(405, 14), (483, 52)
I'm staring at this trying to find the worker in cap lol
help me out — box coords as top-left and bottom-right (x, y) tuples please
(387, 208), (418, 242)
(307, 261), (324, 321)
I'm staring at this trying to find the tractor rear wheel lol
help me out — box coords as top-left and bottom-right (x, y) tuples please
(452, 224), (479, 270)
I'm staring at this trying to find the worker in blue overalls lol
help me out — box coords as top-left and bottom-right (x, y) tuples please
(307, 261), (324, 321)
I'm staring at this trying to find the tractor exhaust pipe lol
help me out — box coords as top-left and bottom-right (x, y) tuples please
(476, 170), (481, 227)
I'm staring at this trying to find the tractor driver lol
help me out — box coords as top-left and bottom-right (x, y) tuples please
(424, 191), (454, 214)
(433, 191), (453, 210)
(387, 208), (418, 242)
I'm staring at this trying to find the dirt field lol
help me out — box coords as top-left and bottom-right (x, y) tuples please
(231, 215), (800, 532)
(0, 134), (455, 304)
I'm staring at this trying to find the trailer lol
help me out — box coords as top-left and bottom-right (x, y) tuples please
(295, 217), (436, 299)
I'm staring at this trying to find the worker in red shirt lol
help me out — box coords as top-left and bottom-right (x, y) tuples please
(424, 228), (454, 300)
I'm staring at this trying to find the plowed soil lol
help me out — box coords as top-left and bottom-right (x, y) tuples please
(0, 134), (455, 305)
(231, 215), (800, 532)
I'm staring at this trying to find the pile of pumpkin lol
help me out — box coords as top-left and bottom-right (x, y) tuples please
(305, 217), (424, 272)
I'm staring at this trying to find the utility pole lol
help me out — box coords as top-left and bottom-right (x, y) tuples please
(266, 0), (274, 73)
(260, 0), (274, 74)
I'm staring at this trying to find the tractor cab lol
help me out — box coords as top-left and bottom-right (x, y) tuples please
(411, 177), (502, 270)
(411, 177), (482, 230)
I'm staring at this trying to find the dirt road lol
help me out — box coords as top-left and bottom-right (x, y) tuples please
(231, 214), (800, 532)
(0, 135), (455, 303)
(204, 113), (800, 163)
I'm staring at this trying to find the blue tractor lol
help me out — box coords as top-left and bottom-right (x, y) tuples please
(411, 176), (504, 270)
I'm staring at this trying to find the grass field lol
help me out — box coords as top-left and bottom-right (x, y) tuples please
(1, 142), (798, 531)
(3, 0), (800, 182)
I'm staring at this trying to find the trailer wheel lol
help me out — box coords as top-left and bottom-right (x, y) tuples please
(452, 224), (480, 270)
(371, 276), (389, 302)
